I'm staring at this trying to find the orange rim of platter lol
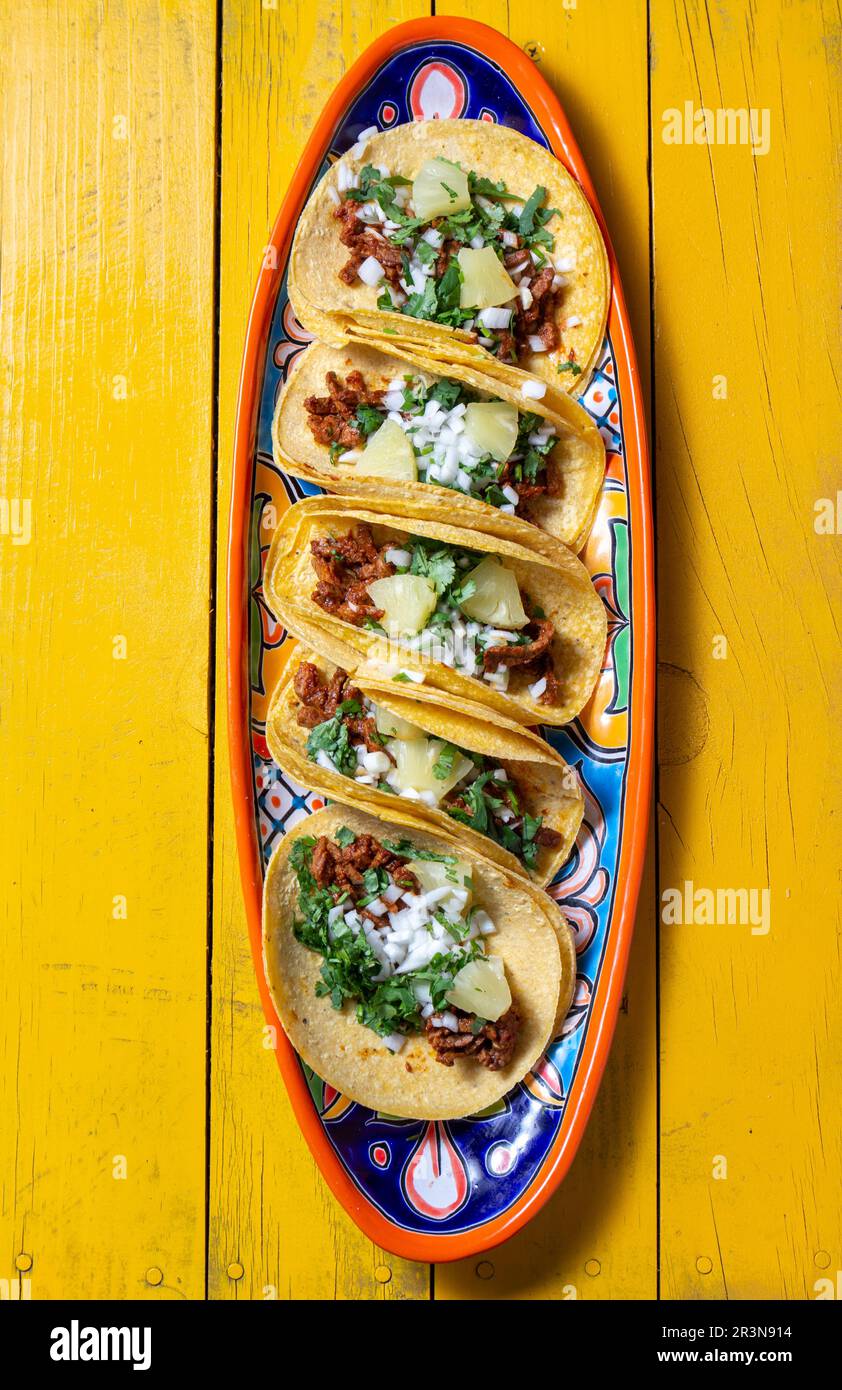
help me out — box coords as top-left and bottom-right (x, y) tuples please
(228, 16), (654, 1263)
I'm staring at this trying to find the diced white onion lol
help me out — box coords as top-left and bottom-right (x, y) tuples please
(527, 335), (548, 353)
(477, 306), (512, 330)
(564, 314), (583, 329)
(385, 547), (412, 568)
(529, 676), (548, 699)
(424, 886), (452, 907)
(382, 1032), (405, 1053)
(350, 254), (385, 287)
(348, 125), (378, 160)
(362, 750), (391, 774)
(521, 380), (547, 400)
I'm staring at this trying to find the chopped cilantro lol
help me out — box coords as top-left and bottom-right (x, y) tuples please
(381, 839), (457, 868)
(290, 834), (481, 1038)
(432, 742), (459, 781)
(305, 709), (359, 777)
(517, 186), (547, 237)
(409, 541), (456, 596)
(354, 402), (385, 436)
(428, 378), (463, 410)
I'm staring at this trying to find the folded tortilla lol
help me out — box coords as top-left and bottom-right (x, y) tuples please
(289, 119), (609, 394)
(267, 645), (584, 886)
(263, 803), (575, 1120)
(263, 497), (607, 727)
(272, 340), (605, 554)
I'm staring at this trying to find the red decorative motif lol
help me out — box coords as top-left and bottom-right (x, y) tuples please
(254, 543), (283, 650)
(321, 1084), (354, 1122)
(409, 61), (467, 121)
(560, 976), (592, 1037)
(549, 768), (609, 954)
(523, 1053), (565, 1108)
(273, 301), (314, 378)
(402, 1122), (470, 1220)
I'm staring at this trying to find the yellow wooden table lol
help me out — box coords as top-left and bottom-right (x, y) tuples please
(1, 0), (839, 1301)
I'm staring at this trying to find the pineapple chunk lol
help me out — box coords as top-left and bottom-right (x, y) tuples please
(386, 737), (474, 800)
(357, 419), (417, 482)
(373, 703), (423, 741)
(458, 556), (528, 629)
(463, 401), (519, 462)
(446, 955), (511, 1022)
(408, 857), (474, 909)
(412, 159), (471, 220)
(366, 573), (437, 637)
(457, 246), (517, 309)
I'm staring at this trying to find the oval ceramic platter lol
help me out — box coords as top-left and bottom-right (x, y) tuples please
(229, 17), (653, 1262)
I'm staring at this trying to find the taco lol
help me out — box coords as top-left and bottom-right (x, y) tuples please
(262, 803), (576, 1120)
(267, 646), (584, 886)
(288, 119), (609, 394)
(263, 498), (606, 727)
(271, 340), (605, 554)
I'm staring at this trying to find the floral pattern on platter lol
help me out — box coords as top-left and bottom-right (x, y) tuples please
(246, 41), (634, 1235)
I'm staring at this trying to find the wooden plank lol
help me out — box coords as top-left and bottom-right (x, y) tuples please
(651, 0), (842, 1299)
(210, 0), (431, 1301)
(435, 0), (657, 1300)
(0, 0), (215, 1299)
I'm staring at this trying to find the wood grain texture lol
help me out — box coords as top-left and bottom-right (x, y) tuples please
(651, 0), (842, 1299)
(434, 0), (657, 1301)
(0, 0), (215, 1299)
(209, 0), (430, 1301)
